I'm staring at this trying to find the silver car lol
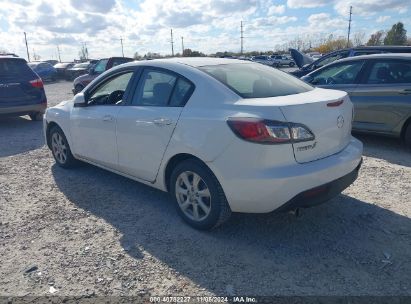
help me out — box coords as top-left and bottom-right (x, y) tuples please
(251, 55), (275, 67)
(301, 53), (411, 148)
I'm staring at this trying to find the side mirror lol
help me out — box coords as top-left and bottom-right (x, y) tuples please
(73, 93), (87, 108)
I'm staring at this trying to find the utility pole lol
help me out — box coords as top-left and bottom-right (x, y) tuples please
(240, 21), (244, 55)
(170, 29), (174, 56)
(24, 32), (30, 62)
(120, 37), (124, 57)
(347, 6), (352, 47)
(181, 36), (184, 56)
(57, 45), (61, 62)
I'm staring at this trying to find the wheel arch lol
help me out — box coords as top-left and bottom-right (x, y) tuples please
(163, 153), (211, 192)
(400, 115), (411, 141)
(45, 121), (62, 149)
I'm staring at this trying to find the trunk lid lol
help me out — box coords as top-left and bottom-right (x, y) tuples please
(279, 88), (352, 163)
(234, 88), (353, 164)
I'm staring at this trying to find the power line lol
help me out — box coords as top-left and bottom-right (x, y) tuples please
(240, 21), (244, 54)
(347, 6), (352, 47)
(170, 29), (174, 56)
(120, 37), (124, 57)
(181, 36), (184, 56)
(24, 32), (30, 62)
(57, 45), (61, 62)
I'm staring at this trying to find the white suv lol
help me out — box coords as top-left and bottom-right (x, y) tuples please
(44, 58), (363, 230)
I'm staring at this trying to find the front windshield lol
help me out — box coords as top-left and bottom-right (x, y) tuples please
(199, 63), (313, 98)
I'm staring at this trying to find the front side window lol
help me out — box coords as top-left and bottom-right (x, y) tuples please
(94, 59), (109, 73)
(199, 63), (313, 98)
(366, 60), (411, 84)
(87, 71), (133, 106)
(310, 61), (364, 85)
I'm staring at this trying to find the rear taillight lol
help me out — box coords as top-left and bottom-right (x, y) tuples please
(227, 118), (314, 144)
(30, 78), (44, 89)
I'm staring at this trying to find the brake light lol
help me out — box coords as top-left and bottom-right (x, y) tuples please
(327, 100), (343, 107)
(227, 118), (314, 144)
(30, 78), (43, 89)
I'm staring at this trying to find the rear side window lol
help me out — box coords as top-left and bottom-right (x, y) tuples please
(366, 60), (411, 84)
(133, 70), (177, 106)
(199, 63), (313, 98)
(0, 59), (33, 79)
(133, 69), (194, 107)
(169, 78), (194, 107)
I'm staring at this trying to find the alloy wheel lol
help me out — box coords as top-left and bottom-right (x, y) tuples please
(51, 132), (68, 164)
(175, 171), (211, 221)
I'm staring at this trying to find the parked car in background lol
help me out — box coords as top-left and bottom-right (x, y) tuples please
(54, 62), (75, 79)
(28, 62), (57, 81)
(251, 55), (275, 67)
(45, 58), (362, 229)
(270, 55), (295, 67)
(0, 56), (47, 121)
(301, 53), (411, 148)
(45, 60), (59, 66)
(72, 57), (133, 94)
(290, 46), (411, 77)
(66, 62), (92, 80)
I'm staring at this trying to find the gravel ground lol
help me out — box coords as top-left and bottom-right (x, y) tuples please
(0, 81), (410, 297)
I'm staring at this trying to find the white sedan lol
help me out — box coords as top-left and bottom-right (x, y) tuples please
(44, 58), (363, 230)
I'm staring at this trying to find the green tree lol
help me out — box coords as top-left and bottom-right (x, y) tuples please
(366, 31), (384, 46)
(384, 22), (407, 45)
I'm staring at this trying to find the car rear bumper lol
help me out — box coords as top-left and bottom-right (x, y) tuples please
(212, 137), (363, 213)
(276, 158), (362, 212)
(0, 103), (46, 117)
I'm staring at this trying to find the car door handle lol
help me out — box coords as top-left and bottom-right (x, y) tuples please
(102, 115), (115, 122)
(153, 118), (173, 126)
(399, 89), (411, 95)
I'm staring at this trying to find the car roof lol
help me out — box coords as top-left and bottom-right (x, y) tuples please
(137, 57), (250, 67)
(334, 53), (411, 62)
(0, 55), (26, 60)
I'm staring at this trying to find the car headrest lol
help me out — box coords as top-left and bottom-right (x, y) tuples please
(253, 79), (271, 96)
(153, 83), (173, 104)
(376, 66), (390, 80)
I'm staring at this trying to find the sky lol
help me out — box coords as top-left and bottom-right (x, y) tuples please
(0, 0), (410, 61)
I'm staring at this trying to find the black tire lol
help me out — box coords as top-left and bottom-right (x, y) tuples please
(404, 123), (411, 150)
(170, 159), (231, 230)
(74, 84), (84, 94)
(29, 112), (43, 121)
(289, 62), (295, 67)
(49, 126), (78, 168)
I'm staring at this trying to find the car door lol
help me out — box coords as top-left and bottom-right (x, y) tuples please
(351, 59), (411, 133)
(70, 70), (135, 169)
(307, 59), (365, 96)
(116, 67), (194, 181)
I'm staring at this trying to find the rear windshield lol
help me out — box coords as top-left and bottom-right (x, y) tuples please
(198, 63), (313, 98)
(0, 59), (33, 79)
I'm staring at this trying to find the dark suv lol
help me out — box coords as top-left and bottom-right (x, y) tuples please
(72, 57), (133, 94)
(290, 46), (411, 77)
(0, 56), (47, 121)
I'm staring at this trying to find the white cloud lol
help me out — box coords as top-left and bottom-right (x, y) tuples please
(376, 16), (391, 23)
(268, 5), (285, 15)
(287, 0), (329, 9)
(333, 0), (409, 16)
